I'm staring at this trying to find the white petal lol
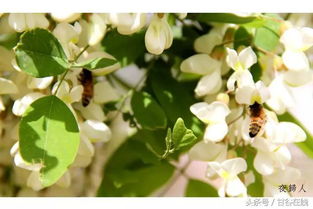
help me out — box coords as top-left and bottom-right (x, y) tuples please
(14, 152), (42, 171)
(272, 122), (306, 143)
(238, 46), (257, 69)
(299, 27), (313, 50)
(283, 70), (313, 86)
(226, 72), (237, 91)
(226, 48), (239, 70)
(145, 16), (172, 55)
(189, 140), (227, 161)
(195, 71), (222, 97)
(88, 14), (107, 46)
(235, 86), (254, 105)
(222, 157), (247, 175)
(282, 51), (309, 71)
(8, 14), (26, 32)
(273, 146), (291, 169)
(51, 12), (81, 22)
(255, 81), (270, 102)
(75, 102), (106, 121)
(204, 121), (228, 142)
(10, 142), (19, 156)
(69, 85), (83, 103)
(80, 120), (112, 143)
(281, 27), (313, 51)
(94, 81), (119, 104)
(225, 177), (247, 196)
(27, 171), (43, 191)
(0, 78), (18, 94)
(27, 76), (53, 90)
(12, 92), (45, 116)
(194, 31), (222, 54)
(190, 101), (230, 124)
(254, 151), (274, 175)
(180, 54), (220, 75)
(78, 134), (95, 157)
(53, 22), (80, 44)
(266, 76), (295, 114)
(237, 70), (254, 88)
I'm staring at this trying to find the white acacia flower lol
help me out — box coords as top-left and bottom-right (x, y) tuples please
(80, 120), (112, 143)
(51, 13), (81, 23)
(190, 101), (230, 142)
(78, 14), (107, 46)
(180, 54), (222, 97)
(189, 140), (227, 162)
(252, 122), (305, 176)
(93, 81), (119, 104)
(10, 142), (71, 191)
(235, 81), (270, 105)
(52, 81), (83, 105)
(74, 101), (106, 122)
(53, 22), (82, 60)
(8, 13), (49, 32)
(194, 29), (223, 54)
(280, 27), (313, 71)
(226, 47), (257, 91)
(145, 14), (173, 55)
(27, 76), (53, 90)
(109, 13), (146, 35)
(252, 137), (291, 175)
(207, 158), (247, 197)
(12, 92), (45, 116)
(266, 75), (296, 114)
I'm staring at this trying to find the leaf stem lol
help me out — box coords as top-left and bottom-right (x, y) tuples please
(53, 45), (90, 96)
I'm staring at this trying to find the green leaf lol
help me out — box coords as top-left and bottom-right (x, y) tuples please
(234, 26), (252, 50)
(15, 28), (69, 78)
(185, 179), (218, 197)
(73, 57), (118, 70)
(148, 61), (204, 137)
(253, 14), (281, 52)
(250, 61), (262, 82)
(131, 91), (167, 130)
(189, 13), (259, 24)
(97, 139), (174, 197)
(19, 95), (80, 187)
(102, 29), (145, 67)
(277, 111), (313, 159)
(172, 118), (197, 150)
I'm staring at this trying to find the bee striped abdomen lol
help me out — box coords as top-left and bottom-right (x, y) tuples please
(248, 102), (266, 138)
(249, 118), (263, 137)
(79, 69), (93, 107)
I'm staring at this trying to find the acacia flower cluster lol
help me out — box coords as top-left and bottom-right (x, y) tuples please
(0, 13), (312, 198)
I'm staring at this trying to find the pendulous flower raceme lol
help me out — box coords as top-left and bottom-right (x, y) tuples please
(0, 13), (312, 198)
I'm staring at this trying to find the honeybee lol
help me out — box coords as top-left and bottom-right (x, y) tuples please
(78, 68), (93, 107)
(248, 102), (267, 138)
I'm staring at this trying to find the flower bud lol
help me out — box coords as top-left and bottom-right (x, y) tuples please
(109, 13), (146, 35)
(145, 15), (173, 55)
